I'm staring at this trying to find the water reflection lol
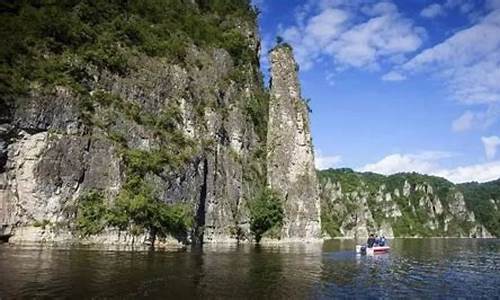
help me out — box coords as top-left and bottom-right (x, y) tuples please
(0, 239), (499, 299)
(195, 243), (323, 299)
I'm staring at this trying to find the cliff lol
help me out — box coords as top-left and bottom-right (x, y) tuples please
(266, 44), (321, 241)
(0, 1), (322, 247)
(319, 169), (498, 238)
(0, 1), (269, 246)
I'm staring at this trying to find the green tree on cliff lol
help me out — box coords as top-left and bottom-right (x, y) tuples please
(248, 188), (284, 242)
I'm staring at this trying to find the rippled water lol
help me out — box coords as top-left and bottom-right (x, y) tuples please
(1, 239), (499, 299)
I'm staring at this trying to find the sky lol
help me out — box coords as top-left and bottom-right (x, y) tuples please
(253, 0), (500, 183)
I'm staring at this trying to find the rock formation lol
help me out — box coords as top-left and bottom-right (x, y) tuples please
(0, 1), (326, 246)
(0, 2), (270, 246)
(319, 169), (497, 238)
(266, 45), (322, 241)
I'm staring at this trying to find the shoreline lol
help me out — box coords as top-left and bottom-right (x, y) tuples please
(1, 225), (497, 252)
(327, 236), (498, 240)
(2, 236), (498, 253)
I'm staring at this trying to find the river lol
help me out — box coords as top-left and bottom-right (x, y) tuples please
(1, 238), (499, 299)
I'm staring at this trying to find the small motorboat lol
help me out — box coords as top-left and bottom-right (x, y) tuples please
(356, 245), (390, 255)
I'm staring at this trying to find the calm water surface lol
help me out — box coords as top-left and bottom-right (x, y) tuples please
(1, 239), (499, 299)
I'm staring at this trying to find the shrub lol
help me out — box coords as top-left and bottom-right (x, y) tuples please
(77, 184), (194, 242)
(321, 212), (341, 237)
(33, 219), (51, 229)
(76, 191), (108, 236)
(245, 92), (269, 142)
(108, 180), (193, 241)
(248, 188), (283, 242)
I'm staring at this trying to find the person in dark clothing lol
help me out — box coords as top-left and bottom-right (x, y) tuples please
(367, 234), (375, 248)
(379, 236), (386, 246)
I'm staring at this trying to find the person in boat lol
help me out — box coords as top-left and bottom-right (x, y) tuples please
(367, 234), (376, 248)
(379, 236), (386, 247)
(374, 235), (380, 246)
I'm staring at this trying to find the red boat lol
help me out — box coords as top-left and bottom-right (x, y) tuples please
(356, 245), (390, 255)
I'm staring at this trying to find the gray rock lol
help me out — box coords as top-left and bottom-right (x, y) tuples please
(266, 45), (321, 241)
(14, 86), (81, 134)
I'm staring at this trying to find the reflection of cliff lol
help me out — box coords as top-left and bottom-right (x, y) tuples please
(197, 243), (323, 298)
(319, 169), (496, 238)
(0, 244), (326, 298)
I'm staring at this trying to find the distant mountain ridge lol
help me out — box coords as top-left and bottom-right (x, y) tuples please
(318, 168), (499, 238)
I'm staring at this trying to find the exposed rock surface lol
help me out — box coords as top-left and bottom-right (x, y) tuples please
(319, 169), (497, 238)
(266, 45), (321, 241)
(0, 3), (327, 246)
(0, 7), (269, 245)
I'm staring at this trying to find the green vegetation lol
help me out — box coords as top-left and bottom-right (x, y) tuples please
(459, 180), (500, 237)
(318, 168), (499, 237)
(76, 191), (108, 236)
(318, 168), (391, 194)
(320, 207), (341, 237)
(108, 182), (193, 241)
(0, 0), (258, 116)
(33, 219), (51, 229)
(248, 188), (284, 242)
(245, 91), (269, 143)
(76, 90), (197, 241)
(76, 187), (193, 242)
(270, 41), (293, 53)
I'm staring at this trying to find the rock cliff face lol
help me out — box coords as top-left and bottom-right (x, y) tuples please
(0, 51), (264, 245)
(0, 1), (272, 246)
(266, 45), (321, 241)
(319, 169), (496, 238)
(0, 1), (324, 246)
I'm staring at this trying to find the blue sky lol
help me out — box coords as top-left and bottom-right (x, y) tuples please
(253, 0), (500, 183)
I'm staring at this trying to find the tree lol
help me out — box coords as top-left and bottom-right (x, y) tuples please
(248, 188), (284, 242)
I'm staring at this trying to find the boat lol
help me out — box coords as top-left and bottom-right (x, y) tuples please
(356, 245), (390, 255)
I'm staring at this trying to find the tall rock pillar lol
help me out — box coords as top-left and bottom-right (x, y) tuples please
(267, 45), (322, 241)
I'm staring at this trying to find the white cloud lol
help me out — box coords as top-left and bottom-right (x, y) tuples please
(361, 1), (398, 16)
(315, 150), (342, 169)
(433, 161), (500, 183)
(388, 9), (500, 130)
(452, 106), (500, 132)
(452, 111), (475, 132)
(251, 0), (265, 11)
(381, 70), (406, 81)
(482, 136), (500, 160)
(445, 0), (476, 13)
(359, 151), (500, 183)
(280, 1), (425, 73)
(421, 4), (444, 18)
(398, 9), (500, 104)
(487, 0), (500, 9)
(306, 8), (349, 47)
(325, 72), (336, 86)
(325, 13), (424, 69)
(360, 151), (454, 175)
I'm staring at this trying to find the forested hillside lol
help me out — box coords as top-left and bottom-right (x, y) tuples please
(319, 169), (498, 238)
(459, 180), (500, 237)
